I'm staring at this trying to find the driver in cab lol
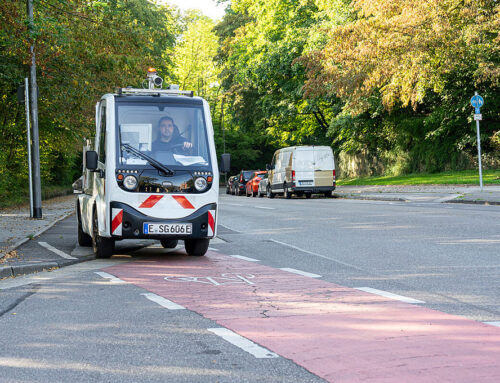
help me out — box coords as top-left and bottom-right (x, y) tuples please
(152, 116), (193, 153)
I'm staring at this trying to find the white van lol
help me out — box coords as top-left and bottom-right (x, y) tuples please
(266, 146), (336, 199)
(73, 70), (222, 258)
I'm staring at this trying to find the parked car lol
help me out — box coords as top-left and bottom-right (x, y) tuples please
(266, 146), (336, 199)
(245, 171), (267, 197)
(233, 170), (256, 196)
(226, 175), (237, 194)
(257, 172), (269, 198)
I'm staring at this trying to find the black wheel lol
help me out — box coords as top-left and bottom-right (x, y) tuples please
(77, 205), (92, 247)
(92, 209), (114, 258)
(305, 192), (312, 199)
(284, 184), (291, 199)
(160, 239), (178, 248)
(258, 191), (264, 198)
(252, 191), (257, 197)
(246, 190), (251, 197)
(324, 191), (332, 198)
(267, 186), (275, 199)
(184, 239), (209, 256)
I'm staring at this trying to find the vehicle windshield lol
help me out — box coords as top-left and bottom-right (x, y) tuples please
(116, 102), (211, 169)
(243, 171), (254, 181)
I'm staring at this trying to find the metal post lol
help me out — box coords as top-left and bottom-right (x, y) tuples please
(27, 0), (42, 218)
(221, 97), (226, 183)
(476, 120), (483, 191)
(24, 78), (34, 218)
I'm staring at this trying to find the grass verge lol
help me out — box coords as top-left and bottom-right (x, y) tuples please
(0, 185), (73, 210)
(338, 169), (500, 186)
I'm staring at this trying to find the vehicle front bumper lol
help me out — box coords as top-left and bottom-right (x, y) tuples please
(110, 201), (216, 240)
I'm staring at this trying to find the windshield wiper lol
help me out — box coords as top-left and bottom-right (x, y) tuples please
(121, 144), (174, 175)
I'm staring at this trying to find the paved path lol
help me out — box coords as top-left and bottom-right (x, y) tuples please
(105, 251), (500, 383)
(0, 195), (75, 259)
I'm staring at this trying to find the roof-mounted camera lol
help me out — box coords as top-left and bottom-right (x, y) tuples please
(146, 67), (163, 89)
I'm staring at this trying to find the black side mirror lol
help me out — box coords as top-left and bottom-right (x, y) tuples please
(220, 153), (231, 173)
(86, 150), (98, 171)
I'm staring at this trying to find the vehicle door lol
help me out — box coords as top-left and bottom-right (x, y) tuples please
(269, 152), (278, 190)
(94, 101), (107, 236)
(294, 149), (315, 187)
(314, 148), (335, 186)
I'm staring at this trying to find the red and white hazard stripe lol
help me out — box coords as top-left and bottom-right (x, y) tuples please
(208, 210), (216, 237)
(111, 208), (123, 236)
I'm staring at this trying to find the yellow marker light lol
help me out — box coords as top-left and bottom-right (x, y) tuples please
(147, 67), (157, 73)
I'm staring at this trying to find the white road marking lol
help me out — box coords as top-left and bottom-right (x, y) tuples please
(354, 287), (425, 304)
(484, 321), (500, 327)
(222, 203), (243, 207)
(208, 247), (219, 251)
(279, 268), (322, 278)
(255, 206), (275, 210)
(94, 271), (126, 283)
(38, 242), (76, 260)
(228, 255), (260, 262)
(141, 293), (185, 310)
(269, 239), (366, 272)
(208, 328), (279, 359)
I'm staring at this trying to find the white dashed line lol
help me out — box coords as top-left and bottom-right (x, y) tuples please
(38, 242), (77, 260)
(228, 255), (260, 262)
(94, 271), (126, 283)
(141, 293), (185, 310)
(255, 206), (275, 210)
(208, 328), (279, 359)
(208, 247), (219, 251)
(279, 268), (322, 278)
(354, 287), (425, 304)
(484, 321), (500, 327)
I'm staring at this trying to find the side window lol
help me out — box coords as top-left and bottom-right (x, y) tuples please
(271, 153), (276, 167)
(98, 105), (106, 164)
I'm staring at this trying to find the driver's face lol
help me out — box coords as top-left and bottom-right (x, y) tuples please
(159, 119), (174, 141)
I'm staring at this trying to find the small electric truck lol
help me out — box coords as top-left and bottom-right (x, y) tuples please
(73, 70), (223, 258)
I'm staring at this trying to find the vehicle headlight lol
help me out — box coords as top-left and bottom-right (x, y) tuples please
(194, 177), (207, 191)
(123, 175), (138, 190)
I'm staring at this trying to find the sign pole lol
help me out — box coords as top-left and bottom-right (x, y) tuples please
(24, 78), (34, 217)
(27, 0), (42, 218)
(475, 117), (483, 191)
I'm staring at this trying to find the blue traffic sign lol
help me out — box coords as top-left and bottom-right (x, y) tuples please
(471, 94), (484, 109)
(475, 107), (481, 114)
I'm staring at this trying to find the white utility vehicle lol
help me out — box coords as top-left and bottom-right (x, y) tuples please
(73, 69), (224, 258)
(266, 146), (336, 199)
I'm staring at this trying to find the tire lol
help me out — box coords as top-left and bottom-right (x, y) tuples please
(284, 184), (291, 199)
(246, 190), (251, 197)
(77, 205), (92, 247)
(160, 239), (178, 248)
(184, 239), (209, 256)
(324, 191), (332, 198)
(92, 209), (114, 258)
(258, 191), (264, 198)
(267, 186), (275, 199)
(252, 191), (257, 197)
(305, 192), (312, 199)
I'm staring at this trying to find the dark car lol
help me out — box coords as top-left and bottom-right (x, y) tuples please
(233, 170), (256, 196)
(226, 175), (237, 194)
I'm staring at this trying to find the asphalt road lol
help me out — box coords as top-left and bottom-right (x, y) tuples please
(0, 194), (499, 382)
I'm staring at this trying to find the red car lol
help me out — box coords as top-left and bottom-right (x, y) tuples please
(245, 171), (267, 197)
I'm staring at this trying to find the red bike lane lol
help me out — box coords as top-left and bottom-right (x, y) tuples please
(105, 251), (500, 382)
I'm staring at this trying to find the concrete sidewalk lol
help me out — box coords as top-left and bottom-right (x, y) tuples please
(333, 184), (500, 205)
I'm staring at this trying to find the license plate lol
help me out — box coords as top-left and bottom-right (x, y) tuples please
(143, 223), (192, 235)
(299, 181), (313, 185)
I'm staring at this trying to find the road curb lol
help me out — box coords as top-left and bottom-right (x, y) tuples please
(446, 199), (500, 206)
(0, 254), (96, 280)
(0, 211), (75, 261)
(333, 193), (407, 202)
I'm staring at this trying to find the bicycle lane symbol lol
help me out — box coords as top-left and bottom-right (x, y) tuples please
(164, 273), (256, 286)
